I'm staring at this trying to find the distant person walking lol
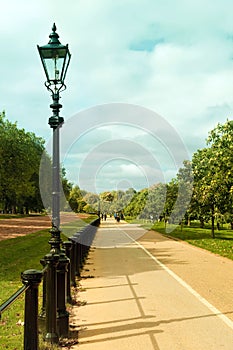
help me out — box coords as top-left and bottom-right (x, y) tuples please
(114, 212), (120, 222)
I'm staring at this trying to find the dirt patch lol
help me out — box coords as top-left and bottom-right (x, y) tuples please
(0, 213), (84, 241)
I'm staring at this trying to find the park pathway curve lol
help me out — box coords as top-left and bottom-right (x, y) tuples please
(70, 217), (233, 350)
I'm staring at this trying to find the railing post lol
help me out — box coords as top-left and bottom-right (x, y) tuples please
(57, 251), (70, 337)
(21, 269), (43, 350)
(38, 258), (47, 332)
(73, 232), (81, 277)
(44, 252), (59, 343)
(62, 241), (72, 303)
(68, 238), (76, 287)
(76, 241), (82, 277)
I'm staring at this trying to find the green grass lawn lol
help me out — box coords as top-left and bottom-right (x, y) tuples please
(0, 214), (97, 349)
(0, 213), (29, 220)
(151, 221), (233, 260)
(0, 229), (51, 349)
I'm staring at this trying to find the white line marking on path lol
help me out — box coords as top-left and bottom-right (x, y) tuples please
(122, 229), (233, 331)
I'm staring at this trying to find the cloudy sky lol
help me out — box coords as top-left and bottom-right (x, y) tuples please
(1, 0), (233, 193)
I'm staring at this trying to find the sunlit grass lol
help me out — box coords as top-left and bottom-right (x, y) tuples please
(0, 229), (50, 348)
(152, 221), (233, 260)
(0, 215), (96, 349)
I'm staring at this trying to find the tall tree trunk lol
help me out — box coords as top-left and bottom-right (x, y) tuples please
(211, 206), (215, 239)
(200, 216), (204, 228)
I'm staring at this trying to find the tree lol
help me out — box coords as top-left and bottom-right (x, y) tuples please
(192, 147), (217, 236)
(68, 185), (83, 212)
(61, 168), (73, 211)
(100, 192), (114, 203)
(191, 120), (233, 236)
(164, 180), (178, 223)
(124, 189), (148, 218)
(175, 160), (194, 226)
(0, 112), (46, 213)
(83, 203), (96, 213)
(141, 183), (166, 220)
(83, 193), (99, 205)
(206, 120), (233, 227)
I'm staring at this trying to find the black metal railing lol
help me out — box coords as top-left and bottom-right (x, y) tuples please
(68, 217), (100, 286)
(0, 217), (100, 348)
(0, 269), (43, 350)
(38, 217), (100, 339)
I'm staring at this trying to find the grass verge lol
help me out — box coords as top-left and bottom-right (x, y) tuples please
(0, 215), (97, 349)
(0, 229), (51, 349)
(150, 221), (233, 261)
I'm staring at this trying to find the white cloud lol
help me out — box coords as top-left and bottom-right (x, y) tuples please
(2, 0), (233, 192)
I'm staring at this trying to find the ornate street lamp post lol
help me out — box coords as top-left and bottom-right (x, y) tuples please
(38, 23), (71, 242)
(37, 23), (71, 342)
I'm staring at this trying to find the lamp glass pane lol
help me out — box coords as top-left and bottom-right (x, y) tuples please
(43, 56), (65, 82)
(38, 41), (70, 86)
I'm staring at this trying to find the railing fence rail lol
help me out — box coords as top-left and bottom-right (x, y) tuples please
(0, 217), (100, 349)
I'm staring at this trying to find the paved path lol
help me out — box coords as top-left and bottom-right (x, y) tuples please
(70, 218), (233, 349)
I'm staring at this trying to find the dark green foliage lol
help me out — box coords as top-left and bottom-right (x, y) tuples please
(0, 112), (47, 213)
(191, 120), (233, 236)
(124, 189), (148, 217)
(68, 185), (87, 212)
(2, 109), (233, 236)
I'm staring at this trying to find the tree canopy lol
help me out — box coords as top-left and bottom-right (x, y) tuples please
(2, 109), (233, 240)
(0, 112), (47, 213)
